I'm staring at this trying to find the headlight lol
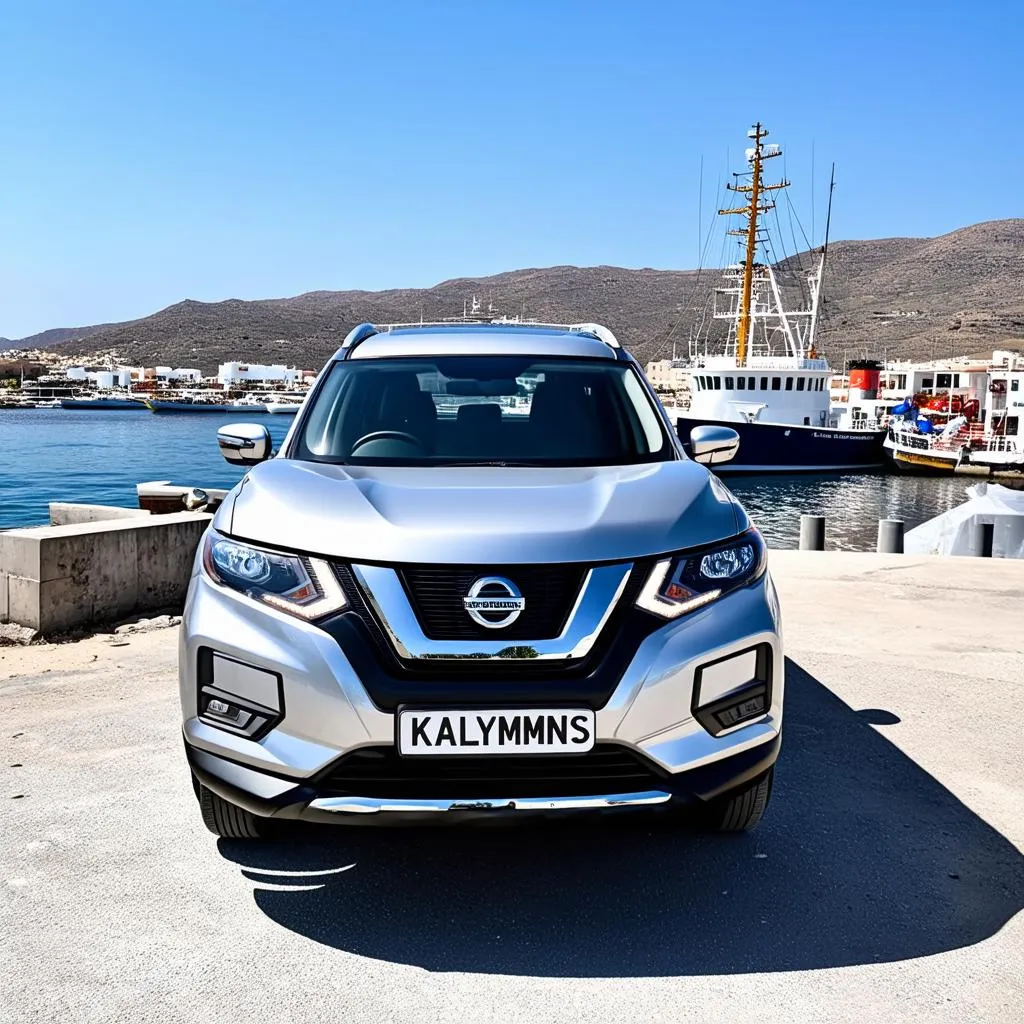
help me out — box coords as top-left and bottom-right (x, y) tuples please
(201, 533), (347, 620)
(636, 529), (765, 619)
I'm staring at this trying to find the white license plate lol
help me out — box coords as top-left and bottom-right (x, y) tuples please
(398, 708), (595, 756)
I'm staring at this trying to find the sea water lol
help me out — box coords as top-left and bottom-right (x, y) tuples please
(0, 409), (970, 547)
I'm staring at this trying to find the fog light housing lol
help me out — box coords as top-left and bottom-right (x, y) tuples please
(196, 649), (283, 739)
(692, 643), (772, 737)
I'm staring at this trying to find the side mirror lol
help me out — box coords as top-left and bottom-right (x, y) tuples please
(690, 424), (740, 466)
(218, 423), (273, 466)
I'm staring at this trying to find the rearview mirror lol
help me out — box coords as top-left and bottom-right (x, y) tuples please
(690, 424), (739, 466)
(218, 423), (273, 466)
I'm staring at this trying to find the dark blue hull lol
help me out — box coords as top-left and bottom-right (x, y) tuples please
(674, 416), (887, 473)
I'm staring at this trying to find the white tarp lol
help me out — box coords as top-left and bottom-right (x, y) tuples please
(904, 482), (1024, 558)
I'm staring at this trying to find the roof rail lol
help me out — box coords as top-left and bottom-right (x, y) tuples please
(337, 322), (380, 358)
(567, 322), (621, 350)
(334, 318), (622, 358)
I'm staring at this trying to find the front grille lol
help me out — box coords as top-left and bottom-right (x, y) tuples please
(316, 744), (666, 799)
(399, 564), (588, 640)
(328, 561), (652, 687)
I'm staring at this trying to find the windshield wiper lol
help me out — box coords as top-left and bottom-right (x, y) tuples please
(429, 459), (546, 467)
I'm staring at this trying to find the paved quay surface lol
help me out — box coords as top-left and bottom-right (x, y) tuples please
(2, 551), (1022, 1023)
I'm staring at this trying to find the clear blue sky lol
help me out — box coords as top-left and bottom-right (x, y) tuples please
(1, 0), (1020, 339)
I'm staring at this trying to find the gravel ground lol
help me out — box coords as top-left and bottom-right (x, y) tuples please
(2, 551), (1022, 1023)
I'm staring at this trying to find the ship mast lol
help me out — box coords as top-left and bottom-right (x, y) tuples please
(718, 123), (788, 366)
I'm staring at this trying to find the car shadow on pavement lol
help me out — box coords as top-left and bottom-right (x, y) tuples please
(218, 658), (1024, 977)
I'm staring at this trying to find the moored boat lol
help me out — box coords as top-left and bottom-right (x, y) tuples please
(136, 480), (229, 514)
(144, 398), (233, 413)
(60, 396), (147, 410)
(670, 124), (886, 473)
(884, 355), (1024, 483)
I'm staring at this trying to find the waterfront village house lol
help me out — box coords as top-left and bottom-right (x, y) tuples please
(644, 359), (691, 393)
(151, 367), (202, 383)
(217, 362), (301, 387)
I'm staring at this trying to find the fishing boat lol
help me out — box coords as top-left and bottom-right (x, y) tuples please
(136, 481), (229, 514)
(228, 393), (269, 413)
(144, 396), (233, 413)
(265, 392), (305, 414)
(885, 356), (1024, 484)
(60, 395), (147, 410)
(671, 124), (887, 473)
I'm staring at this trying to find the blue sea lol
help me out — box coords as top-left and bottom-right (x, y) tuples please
(0, 408), (969, 548)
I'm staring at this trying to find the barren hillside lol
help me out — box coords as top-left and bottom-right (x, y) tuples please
(17, 219), (1022, 373)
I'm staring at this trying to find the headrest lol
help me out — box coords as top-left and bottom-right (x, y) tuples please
(457, 403), (502, 430)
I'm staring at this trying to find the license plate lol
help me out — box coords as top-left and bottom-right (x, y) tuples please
(398, 708), (595, 756)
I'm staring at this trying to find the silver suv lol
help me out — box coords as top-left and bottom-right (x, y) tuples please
(180, 321), (782, 838)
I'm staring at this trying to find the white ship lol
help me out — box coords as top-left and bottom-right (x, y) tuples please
(671, 123), (887, 473)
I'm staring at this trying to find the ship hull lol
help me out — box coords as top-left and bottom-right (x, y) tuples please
(60, 398), (147, 410)
(673, 416), (887, 473)
(145, 401), (233, 413)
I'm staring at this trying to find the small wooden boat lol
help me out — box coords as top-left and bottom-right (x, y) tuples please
(136, 481), (229, 514)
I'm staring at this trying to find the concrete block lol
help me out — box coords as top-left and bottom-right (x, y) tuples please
(0, 510), (213, 634)
(135, 514), (210, 610)
(38, 525), (139, 605)
(7, 575), (42, 632)
(0, 531), (42, 581)
(49, 503), (151, 526)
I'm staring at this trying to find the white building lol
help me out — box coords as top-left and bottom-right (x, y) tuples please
(64, 366), (133, 388)
(644, 359), (691, 391)
(154, 367), (202, 382)
(218, 362), (299, 387)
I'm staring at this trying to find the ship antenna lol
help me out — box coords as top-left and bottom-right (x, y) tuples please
(822, 162), (836, 259)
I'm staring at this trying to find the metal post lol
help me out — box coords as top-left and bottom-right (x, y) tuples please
(968, 521), (994, 558)
(876, 519), (905, 554)
(799, 514), (825, 551)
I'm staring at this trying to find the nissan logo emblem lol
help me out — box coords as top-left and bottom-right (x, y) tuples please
(463, 576), (526, 628)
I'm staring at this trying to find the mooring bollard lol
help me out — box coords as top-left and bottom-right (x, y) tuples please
(799, 514), (825, 551)
(968, 521), (994, 558)
(877, 518), (905, 554)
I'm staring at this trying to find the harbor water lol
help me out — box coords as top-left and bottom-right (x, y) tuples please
(0, 408), (970, 546)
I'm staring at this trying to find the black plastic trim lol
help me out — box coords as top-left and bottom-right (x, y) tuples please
(184, 732), (781, 822)
(196, 647), (284, 741)
(319, 562), (658, 711)
(691, 642), (773, 737)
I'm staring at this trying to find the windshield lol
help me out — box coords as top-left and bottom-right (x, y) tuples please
(292, 356), (673, 466)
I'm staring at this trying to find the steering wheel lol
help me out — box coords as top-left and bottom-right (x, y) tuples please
(350, 430), (424, 453)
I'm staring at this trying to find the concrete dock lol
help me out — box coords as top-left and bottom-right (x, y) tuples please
(2, 552), (1022, 1023)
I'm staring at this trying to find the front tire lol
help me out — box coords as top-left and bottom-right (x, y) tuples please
(701, 766), (774, 832)
(196, 780), (272, 839)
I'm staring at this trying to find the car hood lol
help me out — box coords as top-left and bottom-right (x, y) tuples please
(219, 459), (748, 564)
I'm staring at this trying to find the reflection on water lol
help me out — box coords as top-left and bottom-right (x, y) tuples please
(1, 411), (971, 547)
(725, 471), (971, 550)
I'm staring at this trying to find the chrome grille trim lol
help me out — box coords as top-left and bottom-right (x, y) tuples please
(351, 562), (632, 661)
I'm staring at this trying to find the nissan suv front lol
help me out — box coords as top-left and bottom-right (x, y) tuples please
(180, 321), (782, 838)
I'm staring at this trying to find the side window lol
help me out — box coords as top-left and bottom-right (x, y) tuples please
(623, 370), (666, 451)
(797, 378), (805, 391)
(760, 376), (768, 390)
(748, 376), (756, 390)
(736, 376), (745, 390)
(714, 376), (721, 389)
(785, 377), (794, 391)
(724, 377), (734, 390)
(1012, 380), (1020, 392)
(771, 377), (781, 390)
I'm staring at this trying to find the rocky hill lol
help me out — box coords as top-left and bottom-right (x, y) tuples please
(17, 219), (1023, 373)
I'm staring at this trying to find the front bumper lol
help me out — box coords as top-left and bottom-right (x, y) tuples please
(179, 562), (784, 822)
